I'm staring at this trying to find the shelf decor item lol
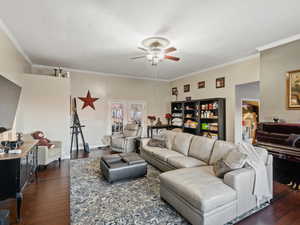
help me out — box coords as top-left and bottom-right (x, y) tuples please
(147, 115), (156, 126)
(286, 70), (300, 109)
(198, 81), (205, 89)
(165, 113), (172, 125)
(216, 77), (225, 88)
(184, 84), (190, 93)
(171, 98), (226, 139)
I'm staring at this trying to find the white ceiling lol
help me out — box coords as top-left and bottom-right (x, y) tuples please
(1, 0), (300, 80)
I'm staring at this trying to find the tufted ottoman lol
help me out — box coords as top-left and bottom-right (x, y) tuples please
(100, 153), (147, 183)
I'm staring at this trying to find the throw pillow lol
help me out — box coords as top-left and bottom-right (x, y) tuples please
(223, 149), (248, 169)
(213, 149), (248, 178)
(213, 159), (232, 178)
(147, 138), (167, 148)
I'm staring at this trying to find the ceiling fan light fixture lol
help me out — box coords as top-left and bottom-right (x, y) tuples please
(131, 37), (180, 66)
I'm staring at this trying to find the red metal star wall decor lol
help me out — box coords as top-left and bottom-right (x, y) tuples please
(78, 90), (99, 110)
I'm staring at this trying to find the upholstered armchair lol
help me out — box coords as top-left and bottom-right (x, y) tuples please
(23, 134), (62, 168)
(110, 123), (142, 153)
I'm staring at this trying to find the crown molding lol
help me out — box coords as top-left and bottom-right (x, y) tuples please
(32, 64), (169, 82)
(0, 19), (32, 65)
(170, 53), (259, 82)
(256, 33), (300, 52)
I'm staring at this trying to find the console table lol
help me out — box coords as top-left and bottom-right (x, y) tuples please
(147, 125), (171, 138)
(0, 141), (38, 222)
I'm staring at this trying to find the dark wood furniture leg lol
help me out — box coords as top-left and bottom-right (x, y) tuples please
(59, 157), (61, 168)
(16, 192), (23, 223)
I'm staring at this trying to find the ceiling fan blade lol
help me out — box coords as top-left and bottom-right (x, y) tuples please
(130, 55), (146, 60)
(138, 47), (148, 52)
(165, 47), (177, 54)
(165, 55), (180, 61)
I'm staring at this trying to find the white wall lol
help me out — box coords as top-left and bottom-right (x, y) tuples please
(69, 71), (170, 148)
(170, 56), (260, 142)
(16, 74), (71, 158)
(260, 40), (300, 122)
(0, 27), (31, 74)
(0, 24), (31, 134)
(234, 81), (259, 144)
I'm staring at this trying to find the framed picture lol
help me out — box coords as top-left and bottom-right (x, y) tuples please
(184, 84), (190, 93)
(198, 81), (205, 89)
(287, 70), (300, 109)
(172, 87), (178, 96)
(216, 77), (225, 88)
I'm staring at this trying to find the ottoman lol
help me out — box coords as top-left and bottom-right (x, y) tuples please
(100, 153), (147, 183)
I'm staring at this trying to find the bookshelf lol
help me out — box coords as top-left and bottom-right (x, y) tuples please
(171, 98), (226, 140)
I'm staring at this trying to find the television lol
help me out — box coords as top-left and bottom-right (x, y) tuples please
(0, 74), (22, 133)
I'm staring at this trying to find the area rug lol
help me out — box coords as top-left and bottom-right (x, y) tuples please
(70, 155), (189, 225)
(70, 153), (269, 225)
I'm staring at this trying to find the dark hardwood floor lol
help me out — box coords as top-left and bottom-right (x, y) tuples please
(1, 149), (299, 225)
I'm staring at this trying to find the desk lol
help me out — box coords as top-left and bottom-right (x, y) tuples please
(147, 125), (171, 138)
(0, 141), (38, 222)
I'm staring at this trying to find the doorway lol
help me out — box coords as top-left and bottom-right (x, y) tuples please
(241, 99), (259, 143)
(235, 81), (260, 144)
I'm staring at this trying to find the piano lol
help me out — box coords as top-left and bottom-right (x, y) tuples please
(254, 122), (300, 189)
(254, 122), (300, 162)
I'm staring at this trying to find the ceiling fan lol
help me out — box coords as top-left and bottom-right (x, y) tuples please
(131, 37), (180, 66)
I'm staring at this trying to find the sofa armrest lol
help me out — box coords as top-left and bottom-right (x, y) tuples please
(224, 168), (256, 215)
(37, 146), (48, 151)
(224, 168), (255, 191)
(140, 138), (150, 148)
(51, 141), (62, 148)
(123, 136), (138, 152)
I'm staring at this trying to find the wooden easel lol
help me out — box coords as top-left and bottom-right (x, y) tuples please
(70, 98), (89, 154)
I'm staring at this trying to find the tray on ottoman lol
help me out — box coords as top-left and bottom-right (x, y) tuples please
(100, 152), (147, 183)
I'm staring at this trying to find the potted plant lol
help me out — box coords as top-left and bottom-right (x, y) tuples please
(165, 113), (172, 125)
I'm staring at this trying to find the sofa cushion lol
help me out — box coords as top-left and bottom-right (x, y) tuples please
(223, 149), (248, 169)
(172, 132), (193, 156)
(48, 147), (61, 158)
(160, 167), (236, 212)
(142, 145), (168, 155)
(162, 131), (177, 150)
(152, 149), (183, 161)
(213, 148), (247, 178)
(123, 124), (139, 137)
(209, 140), (237, 165)
(188, 136), (216, 163)
(111, 137), (125, 149)
(147, 138), (167, 148)
(167, 156), (207, 169)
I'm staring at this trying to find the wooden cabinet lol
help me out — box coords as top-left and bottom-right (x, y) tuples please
(0, 141), (38, 222)
(171, 98), (226, 140)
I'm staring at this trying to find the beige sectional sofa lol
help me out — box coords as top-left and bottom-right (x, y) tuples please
(141, 131), (273, 225)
